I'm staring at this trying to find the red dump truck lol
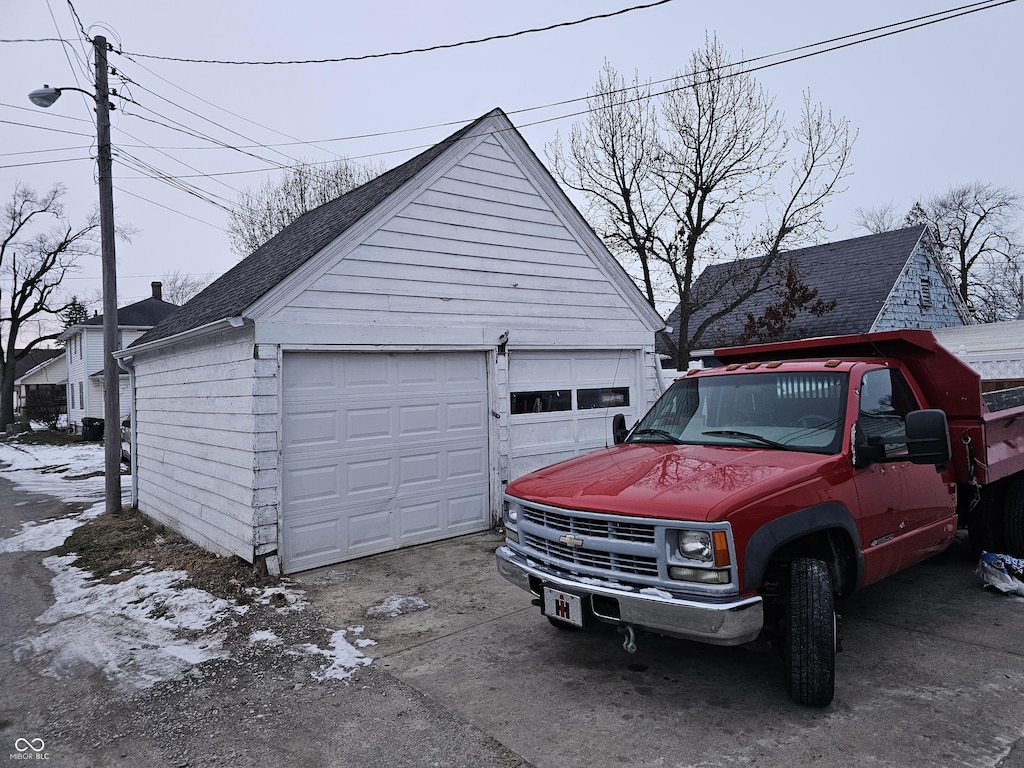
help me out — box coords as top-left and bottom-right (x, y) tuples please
(496, 330), (1024, 706)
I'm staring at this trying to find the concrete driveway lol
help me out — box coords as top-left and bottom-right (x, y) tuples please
(299, 529), (1024, 768)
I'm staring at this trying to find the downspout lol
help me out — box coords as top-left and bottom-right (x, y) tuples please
(117, 354), (137, 508)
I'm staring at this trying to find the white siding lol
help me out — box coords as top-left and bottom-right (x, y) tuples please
(131, 328), (264, 561)
(263, 136), (646, 348)
(873, 245), (965, 331)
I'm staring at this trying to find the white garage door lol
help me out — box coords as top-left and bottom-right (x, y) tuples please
(508, 350), (640, 481)
(281, 351), (490, 573)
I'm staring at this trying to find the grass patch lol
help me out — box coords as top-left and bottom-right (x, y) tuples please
(55, 509), (278, 601)
(5, 430), (83, 447)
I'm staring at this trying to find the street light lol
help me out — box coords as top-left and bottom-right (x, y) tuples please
(29, 35), (121, 514)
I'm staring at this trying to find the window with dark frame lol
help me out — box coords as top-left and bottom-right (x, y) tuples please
(510, 390), (572, 414)
(577, 387), (630, 410)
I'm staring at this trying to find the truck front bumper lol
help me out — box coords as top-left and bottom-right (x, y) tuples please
(496, 545), (763, 646)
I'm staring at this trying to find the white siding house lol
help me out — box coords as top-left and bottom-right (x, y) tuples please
(119, 109), (665, 574)
(12, 349), (65, 420)
(933, 321), (1024, 388)
(61, 283), (179, 434)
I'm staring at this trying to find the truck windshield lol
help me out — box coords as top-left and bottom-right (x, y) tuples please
(628, 371), (847, 453)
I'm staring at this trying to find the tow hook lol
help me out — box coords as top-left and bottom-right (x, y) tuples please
(619, 624), (638, 654)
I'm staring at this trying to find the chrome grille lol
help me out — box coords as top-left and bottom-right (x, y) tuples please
(517, 502), (662, 585)
(522, 532), (658, 577)
(522, 506), (656, 543)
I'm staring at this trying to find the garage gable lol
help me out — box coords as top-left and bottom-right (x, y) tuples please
(247, 110), (664, 346)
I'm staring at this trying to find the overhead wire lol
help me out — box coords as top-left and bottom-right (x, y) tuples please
(101, 0), (1018, 184)
(15, 0), (1013, 224)
(117, 0), (678, 65)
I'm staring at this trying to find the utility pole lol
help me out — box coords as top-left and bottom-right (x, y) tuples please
(95, 35), (122, 514)
(28, 35), (122, 514)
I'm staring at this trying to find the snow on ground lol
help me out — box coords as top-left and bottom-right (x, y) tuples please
(0, 437), (375, 688)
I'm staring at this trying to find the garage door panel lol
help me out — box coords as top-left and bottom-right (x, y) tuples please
(446, 400), (486, 431)
(281, 410), (341, 450)
(347, 505), (395, 552)
(282, 464), (341, 506)
(282, 351), (490, 572)
(448, 491), (490, 528)
(510, 418), (576, 450)
(509, 350), (639, 481)
(398, 452), (441, 487)
(398, 404), (441, 437)
(449, 446), (487, 479)
(397, 499), (443, 539)
(347, 457), (393, 494)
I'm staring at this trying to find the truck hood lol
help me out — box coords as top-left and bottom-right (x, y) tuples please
(506, 444), (833, 522)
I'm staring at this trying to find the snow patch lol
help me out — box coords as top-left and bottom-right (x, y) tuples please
(296, 627), (375, 682)
(16, 556), (241, 689)
(0, 502), (104, 553)
(366, 595), (430, 618)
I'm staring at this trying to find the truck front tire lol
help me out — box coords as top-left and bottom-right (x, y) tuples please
(787, 557), (836, 707)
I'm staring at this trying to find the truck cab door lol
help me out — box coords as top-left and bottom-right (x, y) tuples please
(852, 368), (956, 584)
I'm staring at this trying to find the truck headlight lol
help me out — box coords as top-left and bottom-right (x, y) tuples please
(503, 500), (520, 544)
(504, 500), (519, 526)
(675, 529), (732, 567)
(678, 530), (713, 562)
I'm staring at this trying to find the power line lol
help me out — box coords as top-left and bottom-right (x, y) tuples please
(104, 0), (1020, 183)
(117, 0), (677, 65)
(112, 185), (227, 231)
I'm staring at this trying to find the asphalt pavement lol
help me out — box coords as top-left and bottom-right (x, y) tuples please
(3, 468), (1024, 767)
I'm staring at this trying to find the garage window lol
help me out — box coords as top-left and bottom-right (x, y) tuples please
(577, 387), (630, 410)
(511, 386), (630, 414)
(511, 390), (572, 414)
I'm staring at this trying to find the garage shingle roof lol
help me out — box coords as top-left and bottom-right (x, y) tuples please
(132, 110), (491, 348)
(659, 225), (928, 353)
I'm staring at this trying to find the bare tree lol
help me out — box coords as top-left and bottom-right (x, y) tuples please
(853, 202), (901, 234)
(226, 158), (385, 256)
(907, 182), (1022, 320)
(547, 38), (854, 366)
(160, 270), (211, 306)
(1, 183), (97, 430)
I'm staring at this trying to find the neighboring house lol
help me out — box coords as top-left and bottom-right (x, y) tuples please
(933, 321), (1024, 390)
(659, 226), (970, 361)
(61, 282), (179, 433)
(12, 348), (65, 417)
(118, 108), (666, 575)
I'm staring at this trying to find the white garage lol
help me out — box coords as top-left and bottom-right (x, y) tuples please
(120, 108), (665, 574)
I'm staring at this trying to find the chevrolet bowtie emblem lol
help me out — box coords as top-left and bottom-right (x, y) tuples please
(559, 533), (584, 548)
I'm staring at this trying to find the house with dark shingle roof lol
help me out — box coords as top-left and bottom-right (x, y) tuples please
(116, 108), (665, 574)
(61, 282), (179, 433)
(658, 226), (970, 361)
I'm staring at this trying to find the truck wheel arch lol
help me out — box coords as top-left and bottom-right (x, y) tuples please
(743, 503), (863, 595)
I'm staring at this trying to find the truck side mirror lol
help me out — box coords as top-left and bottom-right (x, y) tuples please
(612, 413), (629, 444)
(905, 409), (951, 469)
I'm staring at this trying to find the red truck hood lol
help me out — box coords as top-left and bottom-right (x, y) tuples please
(506, 444), (832, 522)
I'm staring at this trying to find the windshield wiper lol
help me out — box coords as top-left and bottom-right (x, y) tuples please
(630, 428), (684, 444)
(702, 429), (791, 450)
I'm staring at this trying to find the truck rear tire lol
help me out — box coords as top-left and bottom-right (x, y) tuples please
(787, 557), (836, 707)
(969, 485), (1006, 555)
(1004, 476), (1024, 557)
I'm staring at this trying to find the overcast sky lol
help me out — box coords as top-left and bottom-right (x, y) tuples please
(2, 0), (1021, 317)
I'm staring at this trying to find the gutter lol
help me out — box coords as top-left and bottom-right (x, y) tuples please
(116, 354), (138, 508)
(113, 316), (248, 359)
